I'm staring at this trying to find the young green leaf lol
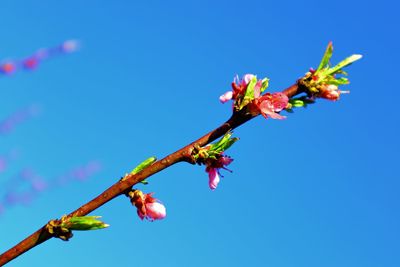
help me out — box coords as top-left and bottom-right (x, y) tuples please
(131, 156), (157, 175)
(316, 42), (334, 72)
(240, 76), (258, 109)
(260, 78), (269, 93)
(327, 54), (362, 75)
(290, 99), (306, 107)
(61, 216), (109, 231)
(208, 132), (238, 154)
(327, 77), (350, 85)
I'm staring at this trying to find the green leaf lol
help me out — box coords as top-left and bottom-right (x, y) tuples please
(260, 78), (269, 93)
(208, 132), (238, 154)
(63, 216), (109, 231)
(327, 77), (350, 85)
(316, 42), (334, 72)
(240, 76), (258, 109)
(131, 157), (157, 175)
(290, 99), (305, 107)
(327, 54), (362, 75)
(334, 69), (348, 76)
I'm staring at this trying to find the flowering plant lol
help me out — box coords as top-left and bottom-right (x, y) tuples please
(0, 42), (362, 266)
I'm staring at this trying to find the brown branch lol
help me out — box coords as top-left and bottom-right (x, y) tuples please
(0, 82), (304, 266)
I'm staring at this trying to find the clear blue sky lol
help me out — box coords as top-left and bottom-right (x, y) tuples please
(1, 0), (399, 266)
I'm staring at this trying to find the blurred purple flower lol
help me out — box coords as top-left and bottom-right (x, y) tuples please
(0, 157), (6, 172)
(0, 161), (101, 216)
(0, 105), (41, 135)
(0, 39), (79, 77)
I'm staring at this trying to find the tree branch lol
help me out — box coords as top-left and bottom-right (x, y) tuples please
(0, 82), (304, 266)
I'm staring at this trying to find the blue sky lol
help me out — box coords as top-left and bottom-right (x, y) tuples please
(1, 0), (399, 266)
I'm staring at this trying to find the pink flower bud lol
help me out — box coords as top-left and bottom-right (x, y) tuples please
(319, 84), (343, 101)
(145, 202), (167, 220)
(130, 190), (166, 221)
(219, 91), (233, 103)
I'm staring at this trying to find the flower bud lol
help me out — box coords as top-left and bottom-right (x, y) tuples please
(219, 91), (233, 103)
(61, 215), (110, 231)
(130, 190), (167, 221)
(319, 84), (341, 101)
(145, 202), (167, 220)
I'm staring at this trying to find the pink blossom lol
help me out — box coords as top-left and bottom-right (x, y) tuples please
(254, 92), (289, 119)
(205, 155), (233, 190)
(259, 101), (286, 119)
(270, 92), (289, 112)
(131, 191), (166, 221)
(219, 91), (233, 103)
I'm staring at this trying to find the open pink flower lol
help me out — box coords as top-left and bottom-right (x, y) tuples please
(205, 155), (233, 190)
(254, 92), (289, 119)
(131, 191), (166, 221)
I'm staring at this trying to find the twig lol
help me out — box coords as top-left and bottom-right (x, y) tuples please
(0, 82), (303, 266)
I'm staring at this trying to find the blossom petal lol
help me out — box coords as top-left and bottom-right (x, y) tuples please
(145, 202), (166, 221)
(254, 80), (262, 98)
(243, 74), (255, 85)
(220, 156), (233, 166)
(208, 168), (220, 190)
(219, 91), (233, 103)
(271, 92), (289, 112)
(259, 101), (286, 119)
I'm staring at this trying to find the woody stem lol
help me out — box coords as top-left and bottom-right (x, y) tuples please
(0, 82), (304, 266)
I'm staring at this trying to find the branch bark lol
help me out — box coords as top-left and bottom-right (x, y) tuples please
(0, 82), (303, 266)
